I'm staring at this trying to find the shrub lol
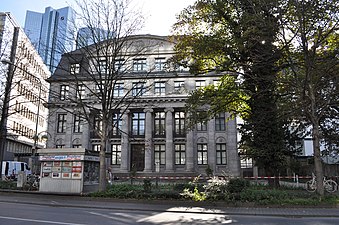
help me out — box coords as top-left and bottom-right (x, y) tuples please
(227, 178), (250, 194)
(203, 176), (229, 200)
(143, 179), (152, 192)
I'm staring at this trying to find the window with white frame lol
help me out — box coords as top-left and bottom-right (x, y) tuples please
(154, 57), (166, 71)
(154, 82), (165, 95)
(111, 144), (121, 165)
(73, 114), (82, 133)
(216, 143), (227, 165)
(131, 112), (145, 136)
(174, 112), (185, 135)
(70, 63), (80, 74)
(132, 82), (146, 96)
(113, 83), (124, 97)
(114, 59), (125, 73)
(174, 81), (185, 91)
(98, 58), (107, 73)
(154, 112), (166, 136)
(92, 144), (101, 152)
(60, 85), (69, 100)
(175, 144), (186, 165)
(154, 144), (165, 165)
(197, 144), (208, 165)
(77, 84), (85, 99)
(133, 58), (147, 72)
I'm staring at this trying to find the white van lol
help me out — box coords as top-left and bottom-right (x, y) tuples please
(1, 161), (31, 179)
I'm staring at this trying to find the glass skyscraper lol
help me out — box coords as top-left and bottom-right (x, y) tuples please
(24, 6), (75, 73)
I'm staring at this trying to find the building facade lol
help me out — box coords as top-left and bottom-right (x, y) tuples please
(0, 12), (50, 163)
(24, 6), (75, 73)
(47, 35), (240, 177)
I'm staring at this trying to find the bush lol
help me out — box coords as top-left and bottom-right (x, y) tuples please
(227, 178), (250, 194)
(240, 187), (289, 204)
(0, 180), (16, 189)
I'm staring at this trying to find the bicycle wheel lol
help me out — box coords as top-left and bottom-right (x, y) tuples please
(306, 180), (317, 192)
(324, 180), (338, 193)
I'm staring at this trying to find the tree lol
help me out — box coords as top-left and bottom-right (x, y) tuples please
(172, 0), (290, 185)
(278, 0), (339, 196)
(47, 0), (154, 191)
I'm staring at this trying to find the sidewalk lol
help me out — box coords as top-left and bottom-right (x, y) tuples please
(0, 190), (339, 218)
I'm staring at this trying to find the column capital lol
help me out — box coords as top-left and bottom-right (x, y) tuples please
(164, 107), (174, 113)
(144, 108), (153, 113)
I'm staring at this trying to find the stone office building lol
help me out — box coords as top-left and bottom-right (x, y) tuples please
(46, 35), (240, 177)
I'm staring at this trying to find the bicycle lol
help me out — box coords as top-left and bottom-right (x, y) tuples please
(305, 173), (338, 193)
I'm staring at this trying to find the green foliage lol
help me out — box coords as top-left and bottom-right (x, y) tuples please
(205, 164), (213, 177)
(227, 178), (250, 194)
(203, 176), (229, 200)
(143, 179), (152, 192)
(0, 181), (16, 189)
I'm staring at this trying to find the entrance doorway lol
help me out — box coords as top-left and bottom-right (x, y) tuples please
(131, 144), (145, 171)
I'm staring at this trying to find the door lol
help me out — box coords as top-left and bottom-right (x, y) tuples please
(131, 144), (145, 171)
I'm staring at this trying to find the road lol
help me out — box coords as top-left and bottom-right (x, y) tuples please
(0, 192), (339, 224)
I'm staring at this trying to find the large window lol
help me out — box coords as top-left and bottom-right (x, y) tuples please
(216, 143), (227, 165)
(196, 121), (207, 131)
(99, 58), (107, 73)
(154, 82), (166, 95)
(73, 115), (82, 133)
(131, 112), (145, 136)
(112, 113), (122, 135)
(154, 112), (165, 136)
(132, 82), (146, 96)
(197, 144), (208, 165)
(77, 84), (85, 99)
(174, 112), (185, 135)
(92, 144), (101, 152)
(57, 114), (67, 133)
(133, 59), (147, 72)
(94, 115), (102, 132)
(70, 63), (80, 74)
(154, 57), (166, 71)
(174, 81), (184, 91)
(111, 144), (121, 165)
(215, 112), (226, 131)
(60, 85), (69, 100)
(113, 83), (124, 97)
(114, 59), (125, 72)
(175, 144), (186, 165)
(154, 144), (165, 165)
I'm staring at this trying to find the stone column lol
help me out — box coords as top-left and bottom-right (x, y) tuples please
(120, 110), (129, 172)
(208, 119), (216, 172)
(144, 108), (153, 172)
(186, 129), (195, 172)
(165, 108), (174, 172)
(226, 116), (240, 177)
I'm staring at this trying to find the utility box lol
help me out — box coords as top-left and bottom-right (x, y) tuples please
(37, 148), (100, 194)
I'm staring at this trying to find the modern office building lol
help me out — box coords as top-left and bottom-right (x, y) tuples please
(0, 12), (50, 164)
(46, 35), (240, 179)
(76, 27), (109, 49)
(24, 6), (75, 73)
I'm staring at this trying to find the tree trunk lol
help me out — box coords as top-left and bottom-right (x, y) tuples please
(313, 124), (324, 196)
(99, 127), (107, 191)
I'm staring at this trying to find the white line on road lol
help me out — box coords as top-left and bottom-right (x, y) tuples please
(0, 215), (88, 225)
(87, 211), (117, 220)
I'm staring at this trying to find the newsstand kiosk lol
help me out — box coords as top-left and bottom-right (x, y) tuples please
(37, 148), (100, 194)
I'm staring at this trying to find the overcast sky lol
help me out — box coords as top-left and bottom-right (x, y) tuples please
(0, 0), (195, 35)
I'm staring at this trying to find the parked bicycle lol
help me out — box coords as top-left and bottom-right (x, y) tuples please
(305, 173), (338, 193)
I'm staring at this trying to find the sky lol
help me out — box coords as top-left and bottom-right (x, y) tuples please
(0, 0), (195, 35)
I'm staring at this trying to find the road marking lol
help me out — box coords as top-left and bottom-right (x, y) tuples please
(0, 215), (87, 225)
(87, 211), (117, 220)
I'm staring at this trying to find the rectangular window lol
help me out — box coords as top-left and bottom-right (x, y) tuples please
(154, 82), (166, 95)
(77, 84), (85, 99)
(57, 114), (67, 133)
(131, 112), (145, 136)
(60, 85), (69, 100)
(94, 115), (102, 132)
(99, 58), (107, 73)
(132, 82), (146, 96)
(92, 144), (101, 152)
(154, 112), (166, 136)
(174, 81), (185, 91)
(195, 80), (205, 89)
(113, 83), (124, 97)
(175, 144), (186, 165)
(216, 143), (227, 165)
(114, 59), (125, 72)
(73, 115), (82, 133)
(154, 57), (166, 71)
(197, 144), (208, 165)
(133, 59), (147, 72)
(154, 144), (165, 165)
(70, 63), (80, 74)
(215, 112), (226, 131)
(111, 144), (121, 165)
(174, 112), (185, 135)
(196, 121), (207, 131)
(112, 113), (122, 135)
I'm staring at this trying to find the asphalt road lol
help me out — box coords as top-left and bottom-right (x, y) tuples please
(1, 192), (339, 225)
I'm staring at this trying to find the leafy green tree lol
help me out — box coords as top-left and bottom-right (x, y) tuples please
(172, 0), (290, 185)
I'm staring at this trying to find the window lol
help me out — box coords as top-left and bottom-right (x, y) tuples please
(196, 121), (207, 131)
(94, 115), (102, 132)
(195, 80), (205, 89)
(215, 112), (226, 131)
(132, 82), (146, 96)
(60, 85), (69, 100)
(131, 112), (145, 136)
(111, 144), (121, 165)
(154, 144), (165, 165)
(174, 81), (184, 91)
(133, 58), (147, 72)
(112, 113), (122, 135)
(73, 144), (82, 148)
(114, 59), (125, 72)
(216, 143), (227, 165)
(113, 83), (124, 97)
(57, 114), (67, 133)
(154, 112), (165, 136)
(154, 82), (165, 95)
(99, 58), (107, 73)
(174, 112), (185, 135)
(175, 144), (186, 165)
(197, 144), (208, 165)
(73, 115), (82, 133)
(77, 84), (85, 99)
(92, 144), (101, 152)
(56, 145), (65, 148)
(155, 58), (166, 71)
(70, 63), (80, 74)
